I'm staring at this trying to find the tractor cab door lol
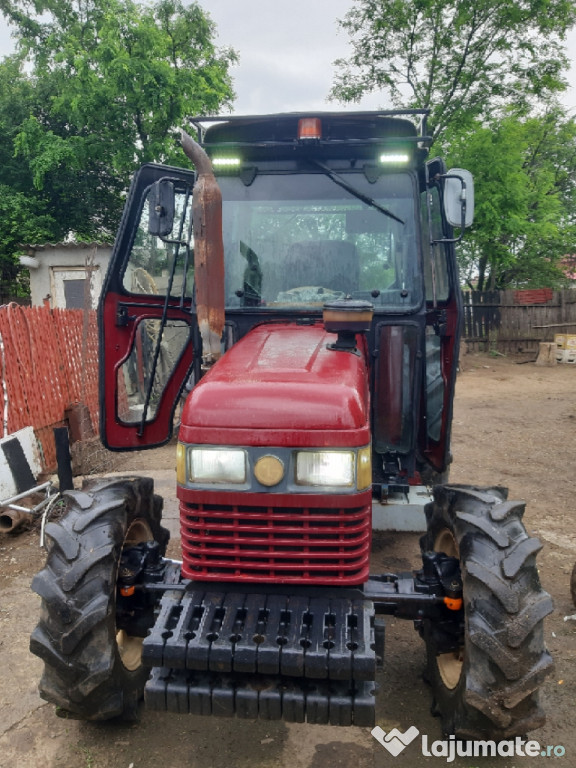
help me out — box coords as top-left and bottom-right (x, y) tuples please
(419, 158), (469, 475)
(99, 163), (197, 450)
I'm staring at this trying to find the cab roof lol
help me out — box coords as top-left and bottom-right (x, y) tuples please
(188, 111), (431, 163)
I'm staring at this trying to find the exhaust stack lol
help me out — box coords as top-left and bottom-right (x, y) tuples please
(181, 130), (225, 367)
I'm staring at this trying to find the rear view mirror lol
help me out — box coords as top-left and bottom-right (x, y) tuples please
(148, 180), (175, 237)
(443, 169), (474, 229)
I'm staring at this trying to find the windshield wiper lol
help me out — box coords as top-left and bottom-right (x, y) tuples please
(310, 160), (405, 225)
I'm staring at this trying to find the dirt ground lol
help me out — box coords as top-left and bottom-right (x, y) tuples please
(0, 352), (575, 768)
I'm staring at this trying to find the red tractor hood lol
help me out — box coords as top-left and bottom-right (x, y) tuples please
(179, 323), (370, 448)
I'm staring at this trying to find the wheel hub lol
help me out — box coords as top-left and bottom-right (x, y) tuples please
(434, 528), (463, 691)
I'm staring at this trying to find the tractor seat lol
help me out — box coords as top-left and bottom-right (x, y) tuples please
(284, 240), (359, 294)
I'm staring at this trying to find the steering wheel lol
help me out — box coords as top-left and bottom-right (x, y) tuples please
(276, 286), (345, 304)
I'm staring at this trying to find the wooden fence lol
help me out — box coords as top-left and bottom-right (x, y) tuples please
(0, 303), (99, 471)
(461, 289), (576, 354)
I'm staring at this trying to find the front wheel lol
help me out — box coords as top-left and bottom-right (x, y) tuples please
(420, 485), (554, 739)
(30, 476), (169, 720)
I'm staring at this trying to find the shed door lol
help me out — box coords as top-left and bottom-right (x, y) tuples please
(51, 267), (102, 309)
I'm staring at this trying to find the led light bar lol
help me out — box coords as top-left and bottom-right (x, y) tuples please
(379, 153), (410, 164)
(211, 157), (241, 167)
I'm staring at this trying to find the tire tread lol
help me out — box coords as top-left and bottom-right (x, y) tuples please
(30, 476), (169, 721)
(422, 484), (554, 739)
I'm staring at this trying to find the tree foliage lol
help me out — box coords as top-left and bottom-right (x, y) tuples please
(331, 0), (576, 141)
(0, 54), (62, 289)
(0, 0), (237, 289)
(445, 109), (576, 290)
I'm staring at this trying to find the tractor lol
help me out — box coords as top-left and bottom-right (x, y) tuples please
(30, 111), (553, 738)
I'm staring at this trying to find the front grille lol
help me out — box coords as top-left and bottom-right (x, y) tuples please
(180, 500), (371, 584)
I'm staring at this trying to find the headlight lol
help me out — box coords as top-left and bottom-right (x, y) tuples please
(295, 451), (354, 487)
(179, 446), (247, 484)
(177, 444), (371, 491)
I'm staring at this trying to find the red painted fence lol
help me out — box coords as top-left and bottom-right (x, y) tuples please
(0, 303), (99, 471)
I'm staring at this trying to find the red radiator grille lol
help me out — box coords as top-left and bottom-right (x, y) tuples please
(180, 500), (372, 584)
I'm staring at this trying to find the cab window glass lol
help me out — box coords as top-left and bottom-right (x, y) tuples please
(123, 185), (194, 299)
(219, 172), (422, 312)
(421, 186), (450, 302)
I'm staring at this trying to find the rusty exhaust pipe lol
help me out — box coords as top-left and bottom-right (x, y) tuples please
(0, 509), (30, 534)
(181, 129), (225, 368)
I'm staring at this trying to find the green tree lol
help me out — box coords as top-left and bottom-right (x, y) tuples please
(0, 55), (62, 289)
(446, 109), (576, 290)
(331, 0), (576, 141)
(0, 0), (237, 289)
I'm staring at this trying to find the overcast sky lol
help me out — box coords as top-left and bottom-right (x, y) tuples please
(1, 0), (576, 115)
(205, 0), (381, 114)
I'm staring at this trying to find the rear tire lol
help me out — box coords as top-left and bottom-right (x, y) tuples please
(420, 484), (554, 739)
(30, 476), (169, 720)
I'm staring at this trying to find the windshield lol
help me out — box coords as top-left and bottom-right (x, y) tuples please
(219, 171), (422, 311)
(122, 169), (423, 313)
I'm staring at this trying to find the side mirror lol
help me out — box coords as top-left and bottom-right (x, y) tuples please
(443, 169), (474, 229)
(148, 180), (175, 237)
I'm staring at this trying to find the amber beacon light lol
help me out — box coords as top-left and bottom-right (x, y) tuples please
(298, 117), (322, 141)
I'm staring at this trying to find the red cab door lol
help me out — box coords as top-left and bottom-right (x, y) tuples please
(99, 163), (197, 450)
(419, 158), (462, 475)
